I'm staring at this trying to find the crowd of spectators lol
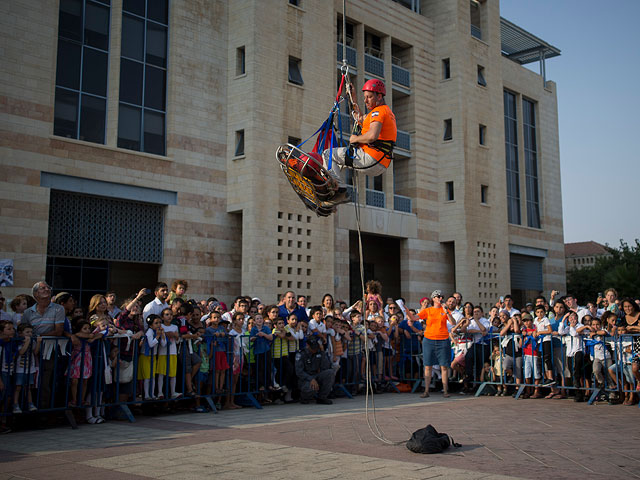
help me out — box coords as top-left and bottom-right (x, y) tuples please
(0, 280), (638, 433)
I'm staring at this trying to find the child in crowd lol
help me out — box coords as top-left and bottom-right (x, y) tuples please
(521, 313), (542, 399)
(68, 320), (94, 408)
(193, 326), (212, 411)
(533, 305), (556, 393)
(308, 306), (327, 346)
(157, 308), (180, 400)
(13, 324), (41, 413)
(9, 294), (30, 327)
(347, 311), (365, 393)
(207, 311), (229, 394)
(559, 311), (587, 401)
(167, 279), (189, 304)
(225, 313), (244, 410)
(365, 280), (384, 313)
(250, 314), (273, 394)
(138, 314), (166, 400)
(480, 362), (498, 395)
(271, 317), (292, 393)
(0, 321), (16, 432)
(588, 317), (613, 392)
(490, 345), (504, 396)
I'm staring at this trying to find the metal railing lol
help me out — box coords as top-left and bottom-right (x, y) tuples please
(364, 53), (385, 78)
(392, 64), (410, 88)
(336, 42), (357, 68)
(471, 24), (482, 40)
(393, 194), (412, 213)
(366, 188), (385, 208)
(395, 130), (411, 151)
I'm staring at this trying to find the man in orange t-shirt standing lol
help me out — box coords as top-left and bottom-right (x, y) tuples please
(321, 79), (397, 206)
(408, 290), (457, 398)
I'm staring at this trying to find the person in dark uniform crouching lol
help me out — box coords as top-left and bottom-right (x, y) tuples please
(295, 336), (336, 404)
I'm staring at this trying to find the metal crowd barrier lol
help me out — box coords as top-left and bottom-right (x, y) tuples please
(2, 330), (638, 430)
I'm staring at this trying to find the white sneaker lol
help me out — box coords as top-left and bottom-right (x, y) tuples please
(12, 404), (22, 414)
(171, 392), (182, 399)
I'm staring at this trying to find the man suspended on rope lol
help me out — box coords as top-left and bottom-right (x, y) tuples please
(322, 78), (397, 206)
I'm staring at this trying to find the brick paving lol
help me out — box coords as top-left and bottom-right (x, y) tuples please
(0, 392), (638, 479)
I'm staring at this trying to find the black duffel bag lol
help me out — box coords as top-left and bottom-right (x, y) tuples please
(406, 424), (461, 454)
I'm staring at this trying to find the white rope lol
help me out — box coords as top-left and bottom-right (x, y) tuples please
(341, 0), (407, 446)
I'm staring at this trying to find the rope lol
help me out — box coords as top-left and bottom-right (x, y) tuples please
(341, 0), (407, 443)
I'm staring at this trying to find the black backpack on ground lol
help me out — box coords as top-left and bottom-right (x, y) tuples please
(406, 424), (461, 454)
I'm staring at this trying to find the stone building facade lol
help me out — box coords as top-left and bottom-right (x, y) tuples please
(0, 0), (565, 309)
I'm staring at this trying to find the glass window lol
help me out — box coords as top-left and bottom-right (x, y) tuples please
(481, 185), (488, 204)
(79, 94), (106, 143)
(118, 0), (167, 155)
(117, 104), (141, 150)
(143, 110), (165, 155)
(147, 0), (168, 24)
(54, 0), (111, 144)
(235, 130), (245, 157)
(84, 2), (110, 50)
(119, 58), (143, 105)
(121, 14), (144, 61)
(123, 0), (145, 16)
(144, 65), (166, 110)
(504, 90), (521, 225)
(477, 65), (486, 86)
(58, 0), (83, 42)
(446, 181), (454, 201)
(523, 98), (541, 228)
(146, 23), (167, 68)
(442, 58), (450, 80)
(288, 56), (304, 86)
(237, 46), (246, 76)
(443, 119), (452, 141)
(82, 47), (108, 96)
(53, 88), (79, 138)
(56, 39), (82, 90)
(479, 124), (486, 145)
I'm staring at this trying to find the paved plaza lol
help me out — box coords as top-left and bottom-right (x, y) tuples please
(0, 392), (638, 479)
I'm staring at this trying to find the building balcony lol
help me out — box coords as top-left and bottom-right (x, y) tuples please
(471, 24), (482, 40)
(395, 129), (411, 151)
(366, 188), (385, 208)
(391, 63), (410, 88)
(364, 53), (384, 78)
(336, 42), (357, 68)
(393, 194), (412, 213)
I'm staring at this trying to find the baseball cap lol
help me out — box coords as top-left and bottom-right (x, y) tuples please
(430, 290), (442, 299)
(521, 313), (533, 321)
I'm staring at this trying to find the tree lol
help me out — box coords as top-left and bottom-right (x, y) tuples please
(567, 239), (640, 303)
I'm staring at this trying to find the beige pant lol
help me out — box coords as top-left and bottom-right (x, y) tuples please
(322, 147), (386, 187)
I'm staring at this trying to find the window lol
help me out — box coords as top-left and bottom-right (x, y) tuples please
(504, 90), (521, 224)
(288, 136), (301, 146)
(54, 0), (111, 144)
(443, 119), (452, 141)
(481, 185), (488, 204)
(236, 46), (245, 76)
(118, 0), (168, 156)
(442, 58), (451, 80)
(470, 1), (482, 39)
(479, 124), (486, 145)
(446, 181), (454, 201)
(477, 65), (486, 86)
(235, 130), (245, 157)
(289, 0), (300, 6)
(288, 56), (303, 86)
(523, 98), (541, 228)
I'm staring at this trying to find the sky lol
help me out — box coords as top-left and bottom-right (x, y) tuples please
(500, 0), (640, 248)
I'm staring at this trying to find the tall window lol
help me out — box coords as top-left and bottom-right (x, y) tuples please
(523, 98), (541, 228)
(54, 0), (111, 144)
(504, 90), (520, 224)
(118, 0), (168, 156)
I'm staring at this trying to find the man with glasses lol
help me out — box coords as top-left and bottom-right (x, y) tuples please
(22, 282), (66, 408)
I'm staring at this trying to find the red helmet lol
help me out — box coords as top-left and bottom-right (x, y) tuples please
(362, 79), (386, 96)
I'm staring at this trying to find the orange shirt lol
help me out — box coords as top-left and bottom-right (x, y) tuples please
(418, 306), (450, 340)
(361, 104), (397, 167)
